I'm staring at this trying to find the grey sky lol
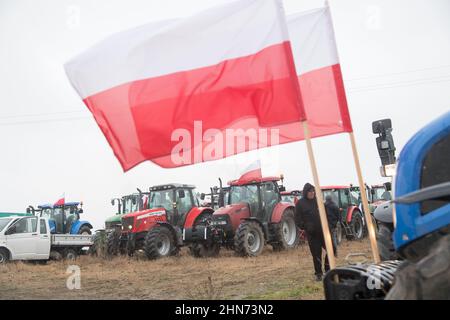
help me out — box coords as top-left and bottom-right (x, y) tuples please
(0, 0), (449, 229)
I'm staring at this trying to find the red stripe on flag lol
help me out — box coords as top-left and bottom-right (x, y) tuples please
(83, 42), (305, 170)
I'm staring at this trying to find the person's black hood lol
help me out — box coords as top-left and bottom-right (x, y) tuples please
(302, 183), (315, 199)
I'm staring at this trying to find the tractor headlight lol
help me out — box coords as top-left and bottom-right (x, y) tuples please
(128, 225), (132, 230)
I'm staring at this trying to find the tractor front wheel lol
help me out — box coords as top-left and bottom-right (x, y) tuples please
(272, 208), (299, 251)
(351, 211), (364, 240)
(234, 220), (265, 257)
(106, 230), (121, 257)
(144, 225), (178, 260)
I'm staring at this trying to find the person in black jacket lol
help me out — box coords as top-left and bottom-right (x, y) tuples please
(295, 183), (335, 281)
(325, 195), (340, 257)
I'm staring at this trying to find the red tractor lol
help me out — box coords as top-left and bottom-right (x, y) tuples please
(280, 190), (302, 205)
(321, 186), (366, 244)
(190, 176), (299, 257)
(107, 183), (214, 259)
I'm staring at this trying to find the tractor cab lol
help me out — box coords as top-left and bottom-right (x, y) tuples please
(322, 186), (365, 242)
(106, 191), (150, 230)
(207, 176), (298, 256)
(31, 202), (92, 235)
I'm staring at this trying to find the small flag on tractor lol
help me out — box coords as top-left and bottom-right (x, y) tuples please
(238, 160), (263, 183)
(54, 193), (65, 206)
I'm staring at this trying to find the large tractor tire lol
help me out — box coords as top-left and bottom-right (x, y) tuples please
(377, 223), (399, 261)
(350, 211), (364, 240)
(144, 225), (179, 260)
(0, 248), (9, 264)
(335, 222), (343, 245)
(106, 230), (121, 257)
(234, 220), (265, 257)
(78, 225), (92, 235)
(272, 208), (299, 251)
(386, 233), (450, 300)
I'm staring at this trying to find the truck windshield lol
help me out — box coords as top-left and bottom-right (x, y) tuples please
(149, 190), (174, 212)
(0, 219), (12, 232)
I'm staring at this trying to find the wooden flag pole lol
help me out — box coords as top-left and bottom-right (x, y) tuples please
(302, 121), (336, 269)
(349, 132), (381, 263)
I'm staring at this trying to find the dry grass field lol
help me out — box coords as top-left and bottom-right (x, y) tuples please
(0, 239), (372, 300)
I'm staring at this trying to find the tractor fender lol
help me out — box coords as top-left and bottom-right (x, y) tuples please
(71, 221), (93, 234)
(346, 206), (362, 224)
(184, 207), (214, 228)
(271, 202), (295, 224)
(156, 222), (183, 246)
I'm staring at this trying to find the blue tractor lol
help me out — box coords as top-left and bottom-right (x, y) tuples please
(27, 202), (93, 235)
(323, 111), (450, 299)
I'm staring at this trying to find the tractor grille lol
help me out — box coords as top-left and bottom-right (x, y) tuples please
(122, 217), (134, 231)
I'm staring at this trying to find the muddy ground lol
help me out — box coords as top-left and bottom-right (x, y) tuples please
(0, 239), (372, 300)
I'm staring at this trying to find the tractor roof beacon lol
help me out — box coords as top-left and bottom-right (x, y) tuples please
(323, 111), (450, 300)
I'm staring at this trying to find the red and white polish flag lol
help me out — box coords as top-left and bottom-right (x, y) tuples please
(238, 160), (263, 183)
(65, 0), (305, 171)
(54, 193), (65, 206)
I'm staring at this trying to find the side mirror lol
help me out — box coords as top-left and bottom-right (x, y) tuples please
(178, 190), (186, 198)
(200, 193), (205, 200)
(279, 186), (286, 192)
(78, 208), (84, 214)
(111, 199), (115, 206)
(344, 189), (349, 196)
(370, 189), (375, 195)
(26, 208), (31, 214)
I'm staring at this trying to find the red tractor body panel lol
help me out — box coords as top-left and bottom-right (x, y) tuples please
(122, 208), (167, 234)
(213, 203), (250, 230)
(271, 202), (294, 223)
(346, 206), (360, 223)
(184, 207), (214, 228)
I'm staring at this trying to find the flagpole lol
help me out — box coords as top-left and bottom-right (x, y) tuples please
(349, 132), (380, 263)
(302, 121), (336, 270)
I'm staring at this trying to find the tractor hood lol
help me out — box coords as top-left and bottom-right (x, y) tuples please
(105, 214), (123, 223)
(213, 203), (249, 217)
(123, 208), (166, 219)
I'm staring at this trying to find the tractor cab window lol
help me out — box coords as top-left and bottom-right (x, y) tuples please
(349, 191), (360, 206)
(149, 190), (174, 214)
(175, 189), (194, 223)
(339, 190), (349, 209)
(420, 133), (450, 214)
(41, 208), (53, 219)
(261, 182), (279, 221)
(230, 184), (259, 216)
(123, 197), (140, 214)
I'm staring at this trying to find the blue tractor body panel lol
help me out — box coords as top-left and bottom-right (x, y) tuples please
(394, 111), (450, 249)
(70, 220), (92, 234)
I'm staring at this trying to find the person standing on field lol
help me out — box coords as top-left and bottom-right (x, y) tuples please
(295, 183), (335, 281)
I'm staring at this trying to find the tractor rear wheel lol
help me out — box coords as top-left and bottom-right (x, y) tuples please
(234, 220), (265, 257)
(351, 211), (364, 240)
(78, 226), (92, 235)
(190, 242), (220, 258)
(272, 208), (299, 251)
(106, 230), (121, 257)
(0, 248), (9, 264)
(144, 225), (178, 260)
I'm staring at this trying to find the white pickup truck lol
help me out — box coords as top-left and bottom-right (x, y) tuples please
(0, 216), (93, 263)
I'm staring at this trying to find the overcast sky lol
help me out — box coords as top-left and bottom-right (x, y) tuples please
(0, 0), (449, 229)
